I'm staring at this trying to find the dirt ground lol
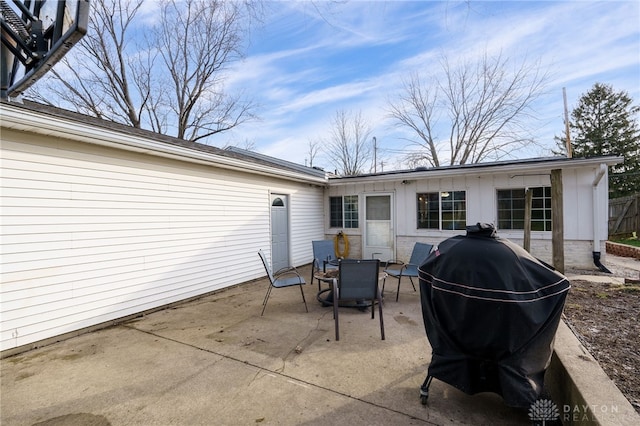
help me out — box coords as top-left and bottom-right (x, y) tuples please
(562, 266), (640, 414)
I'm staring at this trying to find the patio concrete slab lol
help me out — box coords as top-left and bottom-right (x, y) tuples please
(1, 264), (532, 425)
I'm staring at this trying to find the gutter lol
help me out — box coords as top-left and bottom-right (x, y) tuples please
(592, 164), (611, 273)
(328, 156), (624, 185)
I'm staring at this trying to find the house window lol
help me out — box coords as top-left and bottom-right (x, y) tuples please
(497, 187), (552, 231)
(417, 191), (466, 230)
(330, 195), (359, 228)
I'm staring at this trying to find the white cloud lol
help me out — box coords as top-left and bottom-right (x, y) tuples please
(224, 1), (639, 166)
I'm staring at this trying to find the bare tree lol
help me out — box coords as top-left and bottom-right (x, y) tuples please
(324, 109), (373, 176)
(27, 0), (149, 126)
(306, 138), (322, 167)
(388, 52), (547, 167)
(28, 0), (258, 142)
(153, 0), (256, 142)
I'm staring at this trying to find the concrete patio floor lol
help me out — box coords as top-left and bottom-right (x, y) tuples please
(1, 263), (538, 426)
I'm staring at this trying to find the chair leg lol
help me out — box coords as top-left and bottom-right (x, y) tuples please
(409, 276), (417, 292)
(299, 284), (308, 312)
(333, 300), (340, 341)
(312, 264), (323, 292)
(261, 284), (273, 316)
(332, 279), (339, 341)
(378, 293), (385, 340)
(396, 275), (402, 302)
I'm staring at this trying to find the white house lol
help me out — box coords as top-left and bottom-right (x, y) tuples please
(1, 101), (326, 353)
(0, 100), (622, 354)
(324, 156), (622, 270)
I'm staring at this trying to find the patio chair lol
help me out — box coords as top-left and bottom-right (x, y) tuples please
(332, 259), (384, 341)
(258, 250), (308, 316)
(311, 240), (340, 291)
(383, 242), (433, 301)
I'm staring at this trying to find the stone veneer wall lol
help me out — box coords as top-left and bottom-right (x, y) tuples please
(396, 236), (601, 270)
(325, 233), (362, 260)
(606, 241), (640, 259)
(343, 237), (640, 266)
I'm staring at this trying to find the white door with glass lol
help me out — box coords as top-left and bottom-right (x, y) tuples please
(363, 194), (394, 260)
(270, 194), (289, 272)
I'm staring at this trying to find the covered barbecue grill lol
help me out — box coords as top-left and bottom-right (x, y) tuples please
(418, 223), (571, 408)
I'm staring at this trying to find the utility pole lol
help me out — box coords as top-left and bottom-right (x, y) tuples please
(372, 137), (377, 173)
(563, 88), (572, 158)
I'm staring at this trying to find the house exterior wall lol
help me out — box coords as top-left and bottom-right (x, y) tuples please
(326, 165), (610, 269)
(1, 130), (324, 352)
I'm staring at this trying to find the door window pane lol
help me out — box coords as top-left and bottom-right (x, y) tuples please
(366, 195), (391, 246)
(366, 195), (390, 220)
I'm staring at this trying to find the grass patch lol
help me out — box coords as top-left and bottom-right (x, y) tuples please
(609, 234), (640, 248)
(609, 283), (640, 293)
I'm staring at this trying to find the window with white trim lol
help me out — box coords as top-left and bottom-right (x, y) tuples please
(417, 191), (466, 230)
(330, 195), (359, 228)
(497, 187), (552, 231)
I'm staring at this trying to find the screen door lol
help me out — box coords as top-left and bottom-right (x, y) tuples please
(363, 194), (394, 260)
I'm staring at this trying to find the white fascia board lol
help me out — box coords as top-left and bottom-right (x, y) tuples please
(328, 156), (624, 186)
(0, 104), (328, 186)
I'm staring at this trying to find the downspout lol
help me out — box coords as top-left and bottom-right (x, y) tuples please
(592, 164), (612, 273)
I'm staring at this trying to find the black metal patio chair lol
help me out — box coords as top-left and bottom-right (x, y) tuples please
(331, 259), (384, 341)
(258, 249), (308, 316)
(383, 242), (433, 301)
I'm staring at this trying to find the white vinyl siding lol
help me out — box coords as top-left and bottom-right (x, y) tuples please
(1, 133), (324, 351)
(329, 165), (611, 268)
(289, 189), (325, 265)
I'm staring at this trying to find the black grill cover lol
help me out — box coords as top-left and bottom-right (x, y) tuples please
(418, 223), (570, 408)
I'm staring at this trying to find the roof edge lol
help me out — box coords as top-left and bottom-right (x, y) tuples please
(328, 155), (624, 184)
(0, 100), (328, 185)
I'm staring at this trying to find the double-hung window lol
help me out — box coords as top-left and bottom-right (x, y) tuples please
(417, 191), (466, 230)
(330, 195), (359, 228)
(497, 187), (552, 231)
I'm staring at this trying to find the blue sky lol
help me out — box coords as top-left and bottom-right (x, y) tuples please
(217, 1), (640, 171)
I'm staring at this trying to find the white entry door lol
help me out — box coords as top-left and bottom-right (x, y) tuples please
(270, 194), (289, 272)
(363, 194), (394, 260)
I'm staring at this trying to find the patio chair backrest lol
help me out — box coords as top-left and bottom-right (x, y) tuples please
(409, 242), (433, 267)
(338, 259), (380, 300)
(312, 240), (337, 267)
(258, 249), (275, 283)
